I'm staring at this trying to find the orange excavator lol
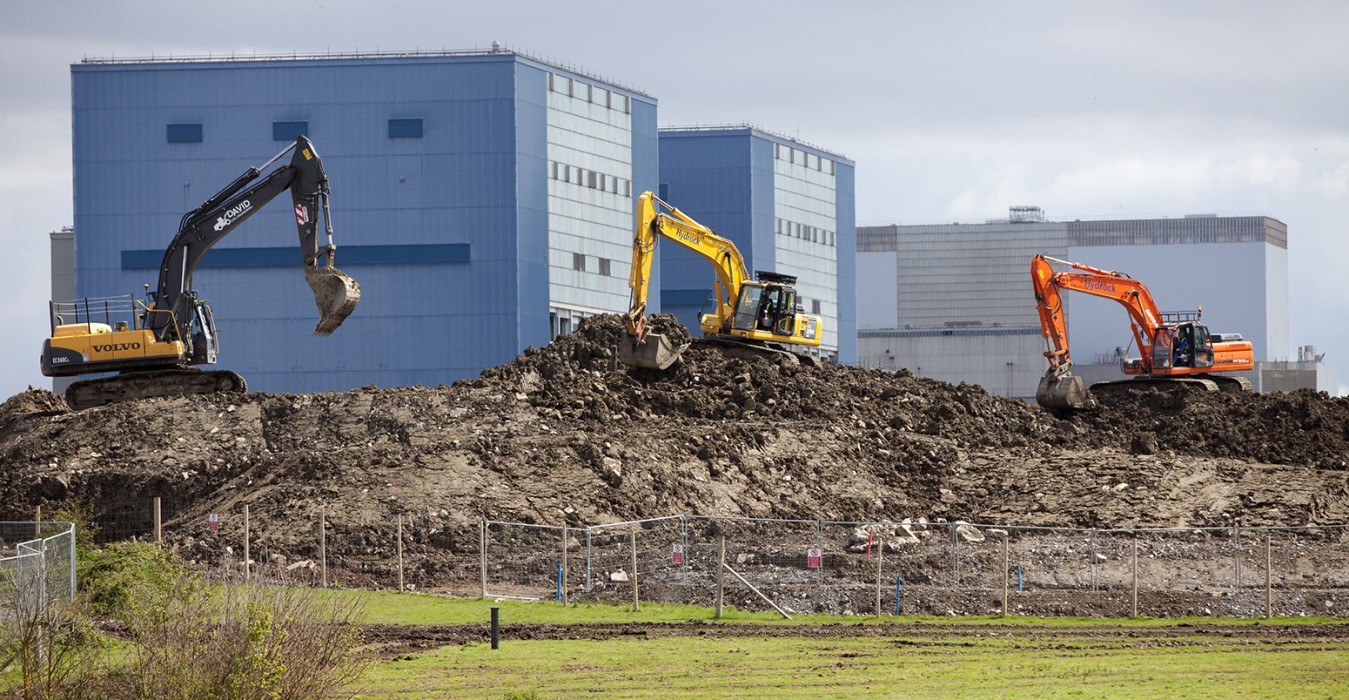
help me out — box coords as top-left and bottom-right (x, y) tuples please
(1031, 253), (1254, 410)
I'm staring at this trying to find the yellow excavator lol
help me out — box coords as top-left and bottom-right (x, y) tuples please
(41, 136), (361, 409)
(621, 191), (822, 369)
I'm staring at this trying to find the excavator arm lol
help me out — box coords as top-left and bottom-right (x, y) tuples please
(149, 136), (360, 342)
(1031, 254), (1163, 375)
(626, 191), (749, 342)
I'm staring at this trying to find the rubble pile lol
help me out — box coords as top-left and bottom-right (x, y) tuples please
(1, 313), (1347, 565)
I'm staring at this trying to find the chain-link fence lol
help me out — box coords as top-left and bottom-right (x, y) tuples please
(71, 497), (1349, 618)
(0, 522), (77, 622)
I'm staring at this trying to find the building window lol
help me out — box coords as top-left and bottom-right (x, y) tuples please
(812, 299), (822, 315)
(588, 171), (598, 189)
(573, 253), (586, 271)
(623, 179), (631, 197)
(388, 118), (423, 138)
(273, 121), (308, 141)
(167, 123), (202, 143)
(598, 258), (611, 276)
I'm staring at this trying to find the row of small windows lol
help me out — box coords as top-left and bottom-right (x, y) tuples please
(774, 143), (834, 174)
(571, 253), (619, 278)
(776, 218), (836, 247)
(547, 73), (631, 114)
(550, 160), (632, 197)
(166, 119), (425, 144)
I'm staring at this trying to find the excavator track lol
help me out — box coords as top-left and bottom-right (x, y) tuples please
(65, 368), (247, 411)
(1084, 374), (1241, 401)
(691, 336), (818, 366)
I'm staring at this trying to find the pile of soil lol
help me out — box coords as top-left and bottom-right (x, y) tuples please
(1, 313), (1347, 587)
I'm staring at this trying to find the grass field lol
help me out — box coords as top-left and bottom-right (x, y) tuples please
(346, 592), (1349, 699)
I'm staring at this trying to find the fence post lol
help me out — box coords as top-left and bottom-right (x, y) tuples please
(1265, 532), (1272, 619)
(154, 497), (162, 545)
(561, 522), (569, 606)
(1002, 531), (1010, 618)
(630, 524), (639, 612)
(479, 518), (488, 599)
(585, 528), (592, 592)
(680, 516), (689, 586)
(1131, 533), (1139, 619)
(35, 505), (41, 538)
(1233, 522), (1241, 592)
(319, 506), (327, 588)
(243, 504), (250, 581)
(950, 524), (958, 587)
(716, 533), (725, 620)
(874, 533), (883, 617)
(397, 514), (404, 593)
(816, 520), (824, 585)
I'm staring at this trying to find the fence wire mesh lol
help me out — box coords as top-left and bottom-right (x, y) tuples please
(0, 522), (77, 622)
(70, 496), (1349, 618)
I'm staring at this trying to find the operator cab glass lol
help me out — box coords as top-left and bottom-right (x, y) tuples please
(732, 284), (764, 332)
(189, 302), (220, 365)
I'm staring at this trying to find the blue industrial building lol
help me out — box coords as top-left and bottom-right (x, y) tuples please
(69, 50), (657, 392)
(657, 127), (856, 363)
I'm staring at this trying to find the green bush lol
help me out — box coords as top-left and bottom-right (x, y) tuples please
(81, 542), (183, 620)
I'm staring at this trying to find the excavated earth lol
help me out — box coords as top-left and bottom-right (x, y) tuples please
(2, 314), (1348, 617)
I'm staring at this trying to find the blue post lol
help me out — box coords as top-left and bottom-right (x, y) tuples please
(557, 564), (564, 603)
(1016, 566), (1023, 593)
(894, 576), (902, 615)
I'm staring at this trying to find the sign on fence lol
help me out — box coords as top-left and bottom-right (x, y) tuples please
(672, 543), (684, 565)
(208, 513), (219, 532)
(807, 547), (822, 568)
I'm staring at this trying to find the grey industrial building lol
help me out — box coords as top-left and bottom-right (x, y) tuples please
(857, 209), (1337, 399)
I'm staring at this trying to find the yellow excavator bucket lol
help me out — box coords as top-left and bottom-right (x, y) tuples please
(619, 332), (688, 370)
(306, 266), (362, 336)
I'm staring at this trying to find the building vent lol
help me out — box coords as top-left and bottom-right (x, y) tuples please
(1009, 206), (1044, 223)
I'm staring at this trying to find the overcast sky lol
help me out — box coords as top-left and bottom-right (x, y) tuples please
(2, 0), (1346, 398)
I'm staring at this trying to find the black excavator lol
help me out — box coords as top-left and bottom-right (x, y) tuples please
(41, 136), (361, 409)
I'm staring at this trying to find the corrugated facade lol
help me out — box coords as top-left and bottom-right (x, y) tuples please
(70, 52), (656, 392)
(656, 127), (856, 363)
(858, 213), (1292, 398)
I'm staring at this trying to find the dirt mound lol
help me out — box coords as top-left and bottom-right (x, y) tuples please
(1, 313), (1347, 570)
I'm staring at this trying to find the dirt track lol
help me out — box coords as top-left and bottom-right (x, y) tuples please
(1, 314), (1348, 599)
(360, 620), (1349, 658)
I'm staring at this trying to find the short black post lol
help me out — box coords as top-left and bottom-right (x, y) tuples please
(490, 607), (500, 650)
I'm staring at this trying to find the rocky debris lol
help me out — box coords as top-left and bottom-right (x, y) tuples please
(0, 312), (1346, 570)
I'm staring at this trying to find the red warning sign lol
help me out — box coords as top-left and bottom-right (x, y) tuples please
(807, 547), (822, 569)
(672, 544), (684, 564)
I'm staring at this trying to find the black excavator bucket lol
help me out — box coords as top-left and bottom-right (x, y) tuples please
(1035, 372), (1098, 411)
(306, 266), (362, 336)
(618, 332), (689, 370)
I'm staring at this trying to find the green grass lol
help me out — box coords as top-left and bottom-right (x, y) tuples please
(357, 633), (1349, 699)
(342, 593), (1349, 699)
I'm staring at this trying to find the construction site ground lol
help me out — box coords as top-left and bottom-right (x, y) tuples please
(2, 314), (1348, 619)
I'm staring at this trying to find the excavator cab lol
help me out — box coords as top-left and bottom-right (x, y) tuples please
(186, 300), (220, 365)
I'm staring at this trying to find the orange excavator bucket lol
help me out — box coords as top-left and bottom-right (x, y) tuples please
(1036, 371), (1097, 411)
(306, 265), (362, 336)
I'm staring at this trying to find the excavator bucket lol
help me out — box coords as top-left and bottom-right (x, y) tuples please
(1035, 372), (1098, 411)
(1030, 372), (1095, 410)
(306, 266), (362, 336)
(619, 332), (688, 370)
